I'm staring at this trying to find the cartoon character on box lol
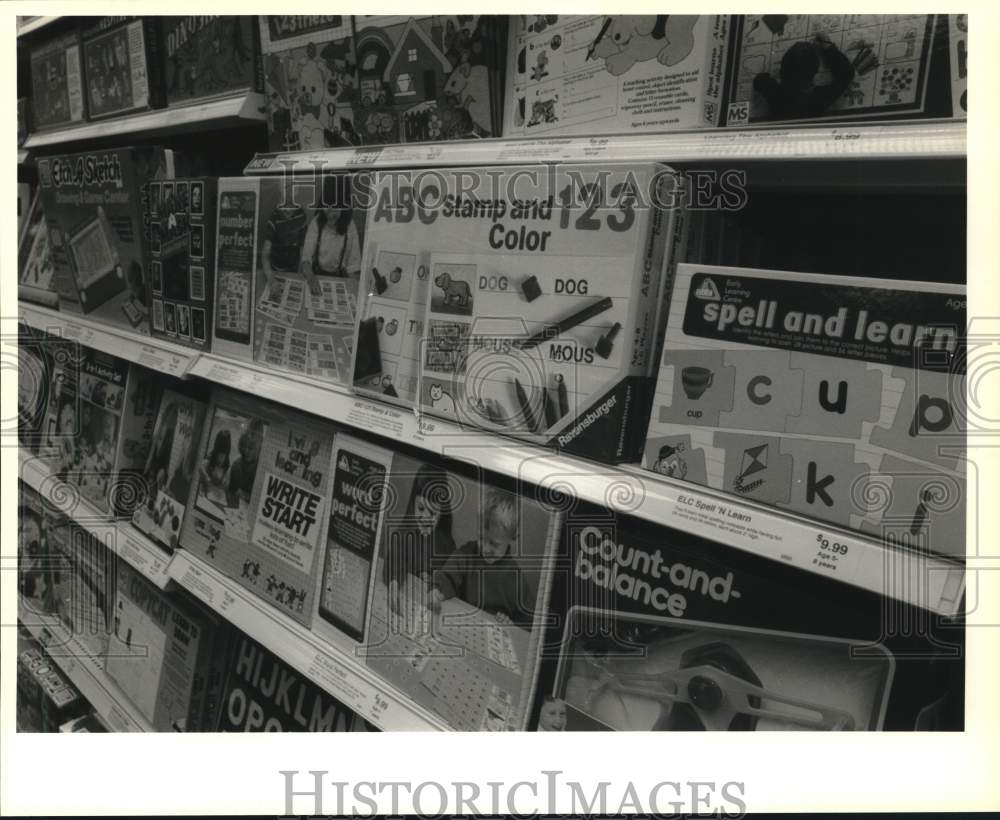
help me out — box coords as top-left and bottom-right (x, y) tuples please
(753, 32), (855, 119)
(589, 15), (699, 76)
(286, 41), (359, 150)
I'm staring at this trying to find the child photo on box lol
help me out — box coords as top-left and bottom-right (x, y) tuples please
(382, 461), (458, 616)
(428, 487), (537, 625)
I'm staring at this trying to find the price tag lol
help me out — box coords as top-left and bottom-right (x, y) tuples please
(63, 322), (83, 340)
(810, 531), (863, 580)
(220, 589), (236, 614)
(367, 690), (390, 725)
(347, 148), (384, 167)
(105, 704), (133, 732)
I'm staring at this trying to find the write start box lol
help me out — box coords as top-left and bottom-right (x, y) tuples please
(643, 263), (966, 557)
(357, 162), (683, 463)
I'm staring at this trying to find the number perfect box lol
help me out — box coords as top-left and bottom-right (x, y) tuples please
(642, 263), (966, 557)
(504, 15), (731, 137)
(212, 175), (364, 386)
(371, 162), (685, 463)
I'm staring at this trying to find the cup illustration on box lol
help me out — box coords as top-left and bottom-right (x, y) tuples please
(682, 366), (715, 400)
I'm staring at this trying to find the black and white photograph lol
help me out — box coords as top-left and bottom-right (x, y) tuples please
(5, 8), (996, 820)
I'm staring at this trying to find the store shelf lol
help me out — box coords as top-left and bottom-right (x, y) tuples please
(18, 149), (29, 166)
(188, 353), (965, 617)
(18, 601), (153, 732)
(18, 302), (964, 615)
(245, 120), (966, 174)
(16, 16), (61, 37)
(19, 451), (173, 590)
(19, 302), (197, 379)
(22, 91), (266, 149)
(167, 552), (449, 731)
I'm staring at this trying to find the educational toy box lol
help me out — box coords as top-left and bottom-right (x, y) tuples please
(642, 264), (966, 557)
(147, 177), (218, 351)
(946, 14), (967, 118)
(723, 14), (939, 127)
(18, 482), (63, 617)
(30, 30), (86, 130)
(351, 15), (507, 144)
(81, 17), (166, 119)
(181, 388), (336, 627)
(104, 562), (221, 731)
(51, 526), (114, 661)
(314, 435), (563, 731)
(132, 384), (210, 553)
(17, 645), (87, 733)
(216, 634), (370, 731)
(37, 146), (180, 336)
(162, 16), (261, 106)
(42, 348), (161, 518)
(213, 174), (363, 385)
(18, 190), (58, 309)
(404, 163), (684, 463)
(534, 507), (963, 731)
(504, 15), (730, 137)
(258, 16), (360, 151)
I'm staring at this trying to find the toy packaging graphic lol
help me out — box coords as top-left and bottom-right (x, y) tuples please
(17, 644), (87, 733)
(52, 527), (114, 662)
(18, 482), (64, 618)
(132, 386), (210, 553)
(81, 17), (166, 119)
(30, 31), (86, 130)
(216, 634), (370, 731)
(37, 146), (179, 336)
(181, 388), (336, 627)
(536, 509), (963, 731)
(406, 163), (682, 463)
(163, 16), (261, 106)
(18, 191), (58, 309)
(724, 14), (937, 127)
(317, 444), (562, 731)
(43, 349), (161, 518)
(148, 178), (218, 351)
(351, 15), (506, 144)
(259, 16), (360, 152)
(504, 15), (730, 137)
(947, 14), (967, 119)
(643, 264), (966, 557)
(213, 175), (363, 385)
(104, 562), (219, 731)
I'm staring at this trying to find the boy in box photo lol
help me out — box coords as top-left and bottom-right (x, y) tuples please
(428, 488), (537, 624)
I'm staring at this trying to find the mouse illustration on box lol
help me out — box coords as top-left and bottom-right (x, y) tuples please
(589, 15), (698, 76)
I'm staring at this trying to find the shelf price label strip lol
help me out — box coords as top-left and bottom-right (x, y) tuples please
(22, 304), (965, 616)
(18, 602), (152, 732)
(243, 121), (965, 174)
(167, 553), (447, 732)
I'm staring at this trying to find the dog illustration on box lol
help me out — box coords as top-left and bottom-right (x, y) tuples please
(435, 270), (472, 309)
(587, 15), (698, 76)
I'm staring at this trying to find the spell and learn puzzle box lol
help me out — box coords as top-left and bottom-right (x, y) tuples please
(642, 264), (966, 557)
(385, 163), (685, 463)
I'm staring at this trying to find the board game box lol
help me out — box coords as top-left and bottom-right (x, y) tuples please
(351, 15), (507, 144)
(406, 163), (684, 463)
(213, 174), (363, 385)
(132, 384), (210, 553)
(723, 14), (939, 127)
(148, 177), (218, 351)
(18, 190), (58, 309)
(104, 561), (220, 731)
(42, 348), (161, 518)
(642, 264), (966, 557)
(946, 14), (967, 118)
(17, 644), (87, 733)
(163, 16), (261, 106)
(51, 525), (114, 661)
(216, 633), (371, 731)
(81, 17), (166, 119)
(18, 482), (64, 618)
(259, 16), (360, 151)
(180, 388), (336, 627)
(315, 439), (563, 731)
(504, 15), (731, 138)
(37, 146), (181, 335)
(30, 30), (86, 130)
(535, 508), (963, 731)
